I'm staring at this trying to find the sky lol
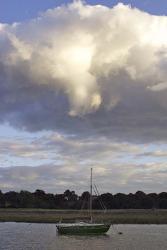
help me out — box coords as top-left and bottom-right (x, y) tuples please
(0, 0), (167, 194)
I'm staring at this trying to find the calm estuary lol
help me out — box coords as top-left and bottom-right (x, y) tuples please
(0, 223), (167, 250)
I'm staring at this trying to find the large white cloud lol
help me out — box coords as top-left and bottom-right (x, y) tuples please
(0, 1), (167, 141)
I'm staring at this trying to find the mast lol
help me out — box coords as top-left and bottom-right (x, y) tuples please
(90, 168), (93, 223)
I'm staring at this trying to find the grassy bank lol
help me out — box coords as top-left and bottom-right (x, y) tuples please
(0, 209), (167, 224)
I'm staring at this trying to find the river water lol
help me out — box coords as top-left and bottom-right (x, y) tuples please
(0, 223), (167, 250)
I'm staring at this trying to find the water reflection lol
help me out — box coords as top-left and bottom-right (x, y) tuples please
(0, 223), (167, 250)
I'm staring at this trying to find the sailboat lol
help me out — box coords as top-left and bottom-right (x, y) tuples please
(56, 168), (111, 235)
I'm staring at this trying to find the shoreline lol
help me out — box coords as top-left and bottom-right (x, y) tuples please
(0, 209), (167, 224)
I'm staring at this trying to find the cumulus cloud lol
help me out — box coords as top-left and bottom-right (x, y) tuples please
(0, 1), (167, 141)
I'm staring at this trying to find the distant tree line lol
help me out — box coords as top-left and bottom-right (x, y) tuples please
(0, 189), (167, 209)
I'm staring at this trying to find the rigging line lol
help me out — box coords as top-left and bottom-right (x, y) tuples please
(93, 185), (105, 210)
(93, 185), (102, 209)
(94, 184), (107, 211)
(92, 185), (103, 208)
(80, 196), (91, 222)
(93, 184), (106, 211)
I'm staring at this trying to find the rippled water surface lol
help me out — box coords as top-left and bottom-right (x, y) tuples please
(0, 223), (167, 250)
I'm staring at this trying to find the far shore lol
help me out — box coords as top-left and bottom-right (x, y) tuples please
(0, 209), (167, 224)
